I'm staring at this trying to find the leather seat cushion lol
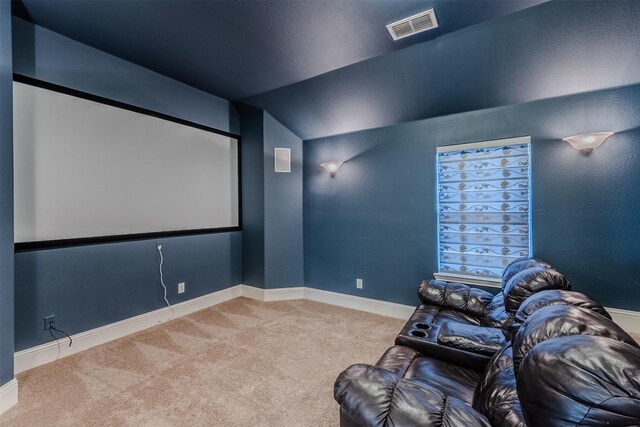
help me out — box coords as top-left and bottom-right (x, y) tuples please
(437, 322), (508, 356)
(375, 346), (480, 405)
(411, 304), (482, 327)
(405, 357), (481, 405)
(374, 345), (420, 378)
(474, 346), (526, 427)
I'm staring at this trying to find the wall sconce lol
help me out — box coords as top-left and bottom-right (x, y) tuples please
(320, 161), (343, 177)
(563, 132), (614, 153)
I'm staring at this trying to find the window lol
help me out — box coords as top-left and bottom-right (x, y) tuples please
(435, 136), (531, 287)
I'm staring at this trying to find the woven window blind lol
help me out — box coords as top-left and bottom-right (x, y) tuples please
(435, 136), (531, 286)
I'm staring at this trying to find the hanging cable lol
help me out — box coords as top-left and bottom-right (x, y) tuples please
(157, 244), (171, 307)
(157, 244), (175, 319)
(49, 325), (73, 347)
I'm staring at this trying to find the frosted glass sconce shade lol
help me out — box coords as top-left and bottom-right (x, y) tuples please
(320, 161), (343, 177)
(563, 132), (614, 153)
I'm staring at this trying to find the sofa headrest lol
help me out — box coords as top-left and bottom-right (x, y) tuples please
(512, 305), (638, 371)
(517, 335), (640, 426)
(512, 289), (611, 330)
(418, 280), (494, 319)
(501, 257), (553, 289)
(503, 267), (570, 315)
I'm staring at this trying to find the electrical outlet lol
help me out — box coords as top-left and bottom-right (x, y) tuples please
(356, 278), (363, 289)
(44, 314), (56, 330)
(178, 282), (185, 294)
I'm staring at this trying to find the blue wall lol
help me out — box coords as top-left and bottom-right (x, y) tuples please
(13, 18), (235, 132)
(239, 104), (265, 288)
(263, 112), (303, 288)
(304, 84), (640, 310)
(238, 106), (304, 289)
(13, 18), (242, 351)
(0, 0), (15, 385)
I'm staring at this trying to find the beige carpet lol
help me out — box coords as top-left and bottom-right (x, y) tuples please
(0, 297), (403, 427)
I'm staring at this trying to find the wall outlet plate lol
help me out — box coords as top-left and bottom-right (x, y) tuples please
(44, 314), (56, 330)
(178, 282), (185, 294)
(356, 278), (363, 289)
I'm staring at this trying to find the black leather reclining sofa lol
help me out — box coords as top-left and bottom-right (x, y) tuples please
(395, 258), (571, 370)
(334, 258), (640, 426)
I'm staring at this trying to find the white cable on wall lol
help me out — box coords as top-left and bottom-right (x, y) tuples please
(157, 244), (174, 319)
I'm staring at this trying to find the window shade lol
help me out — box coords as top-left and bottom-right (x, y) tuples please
(436, 136), (531, 286)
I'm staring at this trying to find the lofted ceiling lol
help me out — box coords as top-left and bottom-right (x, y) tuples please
(244, 0), (640, 140)
(16, 0), (547, 102)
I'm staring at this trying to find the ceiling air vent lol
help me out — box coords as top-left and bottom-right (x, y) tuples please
(386, 9), (438, 41)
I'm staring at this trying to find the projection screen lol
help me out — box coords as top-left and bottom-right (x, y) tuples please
(13, 78), (240, 248)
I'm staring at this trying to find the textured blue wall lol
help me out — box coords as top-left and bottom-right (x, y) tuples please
(0, 0), (15, 385)
(238, 104), (265, 288)
(13, 18), (242, 351)
(15, 235), (241, 349)
(304, 84), (640, 309)
(263, 112), (303, 288)
(237, 107), (304, 289)
(13, 18), (235, 132)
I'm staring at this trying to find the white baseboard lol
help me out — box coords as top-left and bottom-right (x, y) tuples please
(303, 287), (415, 320)
(0, 378), (18, 415)
(240, 285), (413, 319)
(13, 284), (640, 378)
(238, 284), (265, 301)
(239, 285), (304, 302)
(264, 287), (305, 301)
(607, 307), (640, 334)
(14, 285), (243, 374)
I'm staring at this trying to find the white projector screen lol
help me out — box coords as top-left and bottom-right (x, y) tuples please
(13, 78), (240, 248)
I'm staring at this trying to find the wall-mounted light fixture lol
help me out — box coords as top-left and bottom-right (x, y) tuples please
(563, 132), (614, 153)
(320, 161), (343, 177)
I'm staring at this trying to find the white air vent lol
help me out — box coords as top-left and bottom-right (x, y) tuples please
(387, 9), (438, 41)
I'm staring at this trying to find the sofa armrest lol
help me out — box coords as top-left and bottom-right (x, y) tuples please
(334, 364), (491, 427)
(418, 280), (494, 318)
(437, 323), (508, 356)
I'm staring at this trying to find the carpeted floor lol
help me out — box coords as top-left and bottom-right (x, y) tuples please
(0, 297), (404, 427)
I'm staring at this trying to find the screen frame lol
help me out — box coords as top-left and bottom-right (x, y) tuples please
(13, 74), (242, 252)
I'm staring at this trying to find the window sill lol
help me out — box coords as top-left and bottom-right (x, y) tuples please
(433, 273), (502, 289)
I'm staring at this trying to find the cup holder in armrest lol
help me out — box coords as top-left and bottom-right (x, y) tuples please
(398, 322), (438, 343)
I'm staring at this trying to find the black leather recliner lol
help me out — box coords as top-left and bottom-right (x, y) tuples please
(395, 258), (571, 368)
(335, 304), (640, 426)
(412, 258), (558, 329)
